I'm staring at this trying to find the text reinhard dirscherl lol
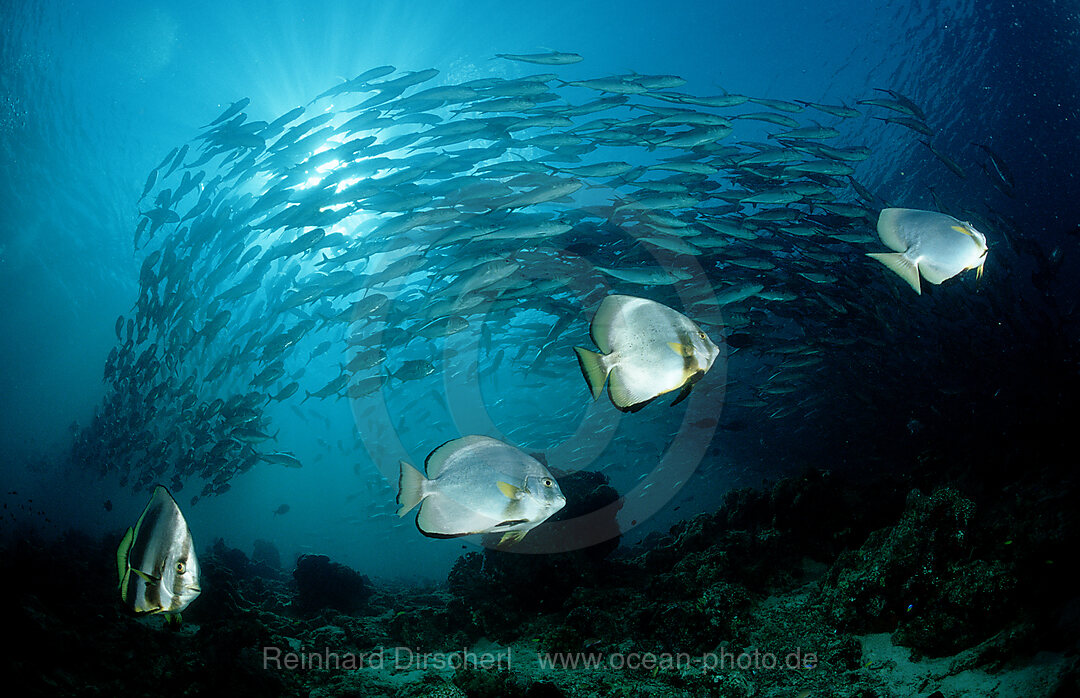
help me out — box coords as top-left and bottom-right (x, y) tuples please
(261, 646), (819, 673)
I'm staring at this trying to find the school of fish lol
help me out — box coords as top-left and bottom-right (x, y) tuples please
(72, 52), (1023, 529)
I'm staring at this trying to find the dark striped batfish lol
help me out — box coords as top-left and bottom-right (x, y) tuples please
(116, 485), (201, 617)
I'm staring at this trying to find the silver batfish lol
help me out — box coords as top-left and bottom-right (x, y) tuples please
(575, 294), (720, 412)
(397, 435), (565, 544)
(867, 207), (988, 294)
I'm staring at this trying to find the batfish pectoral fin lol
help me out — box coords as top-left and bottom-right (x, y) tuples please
(667, 341), (693, 357)
(497, 481), (523, 500)
(867, 252), (921, 295)
(133, 568), (160, 584)
(590, 295), (632, 353)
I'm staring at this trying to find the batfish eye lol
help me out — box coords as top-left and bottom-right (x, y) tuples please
(176, 562), (185, 574)
(542, 478), (553, 488)
(698, 331), (707, 339)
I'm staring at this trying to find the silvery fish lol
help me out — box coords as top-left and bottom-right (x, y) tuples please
(494, 51), (583, 65)
(116, 485), (201, 617)
(397, 435), (566, 544)
(867, 207), (988, 294)
(574, 294), (720, 412)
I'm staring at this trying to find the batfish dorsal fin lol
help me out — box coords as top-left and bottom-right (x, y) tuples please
(875, 208), (912, 253)
(425, 435), (493, 478)
(590, 295), (633, 354)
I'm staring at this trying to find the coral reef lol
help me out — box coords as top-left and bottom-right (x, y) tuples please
(3, 465), (1077, 696)
(820, 487), (1012, 656)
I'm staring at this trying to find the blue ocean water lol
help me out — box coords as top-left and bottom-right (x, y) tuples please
(1, 0), (1077, 585)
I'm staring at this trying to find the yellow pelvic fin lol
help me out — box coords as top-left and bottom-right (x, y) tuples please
(498, 530), (529, 545)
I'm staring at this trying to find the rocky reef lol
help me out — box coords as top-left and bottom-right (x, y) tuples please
(293, 553), (374, 614)
(3, 465), (1078, 696)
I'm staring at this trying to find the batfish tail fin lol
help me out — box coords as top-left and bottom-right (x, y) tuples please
(574, 347), (610, 401)
(867, 252), (921, 295)
(117, 526), (134, 593)
(397, 461), (428, 516)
